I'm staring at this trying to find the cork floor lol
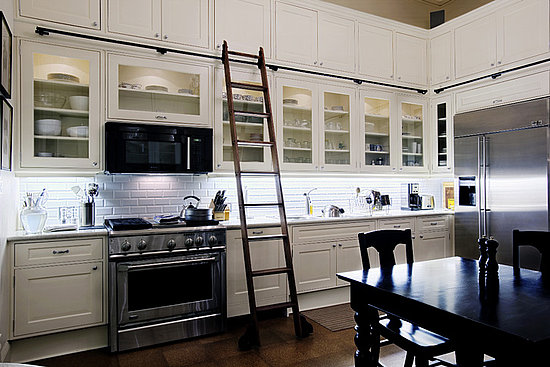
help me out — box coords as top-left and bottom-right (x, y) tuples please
(33, 315), (412, 367)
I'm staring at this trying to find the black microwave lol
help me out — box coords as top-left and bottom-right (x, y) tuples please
(105, 122), (213, 174)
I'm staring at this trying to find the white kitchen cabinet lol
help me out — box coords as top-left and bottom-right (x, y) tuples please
(277, 77), (356, 171)
(275, 2), (355, 72)
(19, 0), (101, 29)
(317, 12), (355, 72)
(414, 215), (451, 262)
(11, 237), (105, 338)
(215, 0), (271, 57)
(497, 0), (549, 66)
(430, 31), (452, 86)
(108, 0), (161, 40)
(397, 95), (428, 173)
(19, 40), (101, 171)
(335, 239), (363, 286)
(395, 33), (427, 86)
(357, 23), (394, 81)
(275, 2), (318, 66)
(226, 228), (288, 317)
(108, 0), (209, 48)
(455, 69), (550, 113)
(107, 53), (211, 125)
(377, 217), (415, 264)
(431, 95), (453, 173)
(214, 66), (273, 171)
(360, 90), (396, 173)
(455, 15), (497, 79)
(294, 242), (337, 293)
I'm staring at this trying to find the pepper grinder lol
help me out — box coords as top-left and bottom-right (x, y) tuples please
(478, 236), (488, 279)
(486, 237), (499, 279)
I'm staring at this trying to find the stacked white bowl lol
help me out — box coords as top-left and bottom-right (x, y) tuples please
(35, 119), (62, 136)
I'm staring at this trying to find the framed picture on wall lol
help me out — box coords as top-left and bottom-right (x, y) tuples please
(0, 11), (12, 99)
(1, 97), (13, 171)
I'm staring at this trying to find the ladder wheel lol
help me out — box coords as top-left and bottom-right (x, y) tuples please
(238, 325), (260, 351)
(299, 315), (313, 338)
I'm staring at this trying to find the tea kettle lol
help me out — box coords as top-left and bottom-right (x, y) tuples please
(322, 205), (345, 217)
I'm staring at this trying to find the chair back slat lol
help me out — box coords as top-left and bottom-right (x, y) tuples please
(512, 229), (550, 276)
(358, 229), (414, 270)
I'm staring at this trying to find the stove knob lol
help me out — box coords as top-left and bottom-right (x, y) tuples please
(121, 240), (131, 252)
(137, 239), (147, 251)
(167, 239), (176, 250)
(195, 236), (204, 246)
(208, 235), (218, 246)
(185, 238), (194, 247)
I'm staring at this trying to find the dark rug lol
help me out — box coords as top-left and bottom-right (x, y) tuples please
(302, 303), (356, 332)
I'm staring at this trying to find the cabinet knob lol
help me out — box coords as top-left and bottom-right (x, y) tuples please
(338, 243), (342, 247)
(412, 235), (416, 239)
(397, 76), (401, 80)
(155, 33), (160, 38)
(490, 63), (495, 67)
(420, 235), (424, 239)
(390, 75), (393, 78)
(92, 161), (98, 167)
(446, 76), (450, 80)
(319, 62), (323, 66)
(313, 61), (318, 65)
(92, 266), (98, 270)
(216, 44), (221, 49)
(92, 21), (98, 27)
(497, 61), (502, 65)
(332, 244), (336, 248)
(164, 35), (168, 40)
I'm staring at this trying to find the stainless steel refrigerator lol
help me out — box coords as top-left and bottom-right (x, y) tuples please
(454, 97), (550, 269)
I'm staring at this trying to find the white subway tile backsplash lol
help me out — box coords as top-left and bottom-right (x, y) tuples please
(17, 173), (452, 226)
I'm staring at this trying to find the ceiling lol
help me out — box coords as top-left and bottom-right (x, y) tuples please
(321, 0), (494, 29)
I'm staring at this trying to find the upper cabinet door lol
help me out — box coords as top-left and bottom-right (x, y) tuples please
(215, 0), (271, 58)
(275, 3), (318, 66)
(162, 0), (210, 48)
(430, 31), (452, 85)
(395, 33), (427, 86)
(357, 23), (394, 80)
(317, 13), (355, 72)
(497, 0), (550, 66)
(108, 0), (161, 40)
(19, 0), (101, 29)
(455, 14), (497, 79)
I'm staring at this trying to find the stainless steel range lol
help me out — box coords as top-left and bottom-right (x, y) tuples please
(106, 218), (226, 352)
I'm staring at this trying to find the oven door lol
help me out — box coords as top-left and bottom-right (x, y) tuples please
(116, 251), (224, 326)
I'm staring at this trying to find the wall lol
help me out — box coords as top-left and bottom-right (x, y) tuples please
(17, 174), (451, 227)
(0, 0), (16, 360)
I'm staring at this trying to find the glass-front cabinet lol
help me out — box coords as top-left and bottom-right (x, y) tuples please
(431, 95), (453, 173)
(321, 85), (355, 171)
(398, 95), (428, 172)
(360, 90), (394, 172)
(108, 54), (210, 125)
(277, 79), (319, 171)
(20, 41), (100, 170)
(214, 66), (272, 170)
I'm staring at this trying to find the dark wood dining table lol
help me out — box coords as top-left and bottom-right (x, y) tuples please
(336, 257), (550, 367)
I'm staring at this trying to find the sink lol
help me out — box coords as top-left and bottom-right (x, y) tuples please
(286, 215), (321, 221)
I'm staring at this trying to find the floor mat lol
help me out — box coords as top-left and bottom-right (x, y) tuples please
(302, 303), (356, 332)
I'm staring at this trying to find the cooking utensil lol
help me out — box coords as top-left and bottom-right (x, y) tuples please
(321, 205), (345, 217)
(180, 195), (213, 221)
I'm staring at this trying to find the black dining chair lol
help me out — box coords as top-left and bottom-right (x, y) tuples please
(358, 229), (455, 367)
(512, 229), (550, 276)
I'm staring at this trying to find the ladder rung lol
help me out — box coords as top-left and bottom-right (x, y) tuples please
(231, 82), (266, 91)
(243, 202), (283, 207)
(228, 50), (259, 59)
(237, 140), (274, 147)
(248, 234), (287, 241)
(240, 171), (279, 176)
(251, 267), (292, 277)
(257, 302), (296, 313)
(234, 110), (269, 119)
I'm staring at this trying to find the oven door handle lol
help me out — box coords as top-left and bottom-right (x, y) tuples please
(127, 257), (217, 270)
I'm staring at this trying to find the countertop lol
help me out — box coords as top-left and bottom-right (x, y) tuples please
(7, 209), (453, 241)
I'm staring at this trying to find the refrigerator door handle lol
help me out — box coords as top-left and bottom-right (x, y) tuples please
(483, 136), (489, 237)
(477, 136), (484, 238)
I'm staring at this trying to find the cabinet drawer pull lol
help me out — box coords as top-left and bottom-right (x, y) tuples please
(393, 225), (401, 228)
(430, 222), (438, 226)
(252, 230), (263, 235)
(492, 99), (502, 104)
(52, 249), (70, 255)
(155, 115), (168, 120)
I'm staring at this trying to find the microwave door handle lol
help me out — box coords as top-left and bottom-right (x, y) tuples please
(127, 257), (217, 270)
(187, 137), (191, 170)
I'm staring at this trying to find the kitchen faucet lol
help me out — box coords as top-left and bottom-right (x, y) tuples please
(304, 188), (318, 215)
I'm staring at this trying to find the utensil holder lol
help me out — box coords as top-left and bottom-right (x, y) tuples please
(80, 202), (95, 227)
(213, 211), (225, 221)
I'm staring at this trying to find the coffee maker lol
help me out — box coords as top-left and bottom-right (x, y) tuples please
(401, 183), (421, 210)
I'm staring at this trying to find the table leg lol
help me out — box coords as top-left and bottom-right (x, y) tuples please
(455, 346), (483, 367)
(353, 308), (380, 367)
